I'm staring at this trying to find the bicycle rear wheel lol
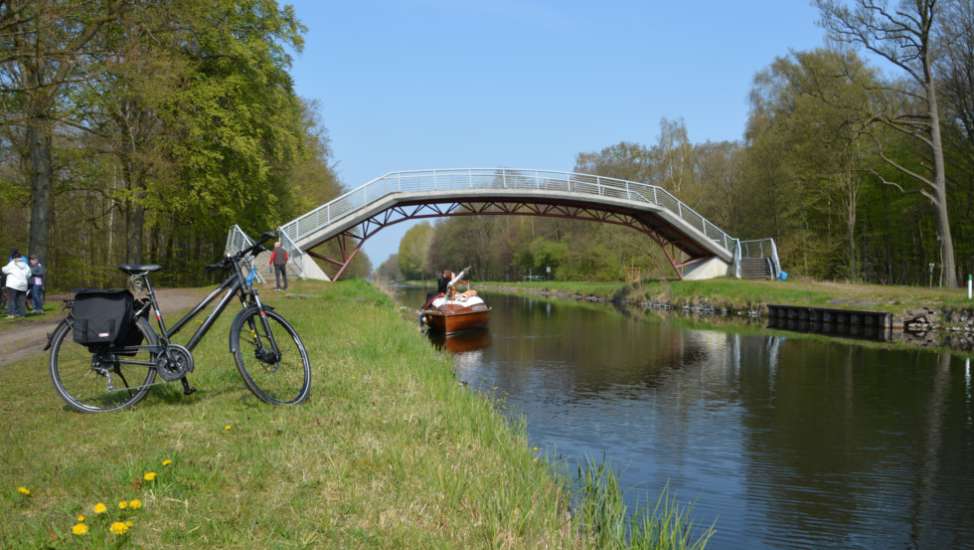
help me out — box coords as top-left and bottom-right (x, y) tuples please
(231, 307), (311, 405)
(49, 320), (156, 413)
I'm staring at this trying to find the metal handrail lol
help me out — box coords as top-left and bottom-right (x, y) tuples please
(279, 168), (738, 255)
(277, 229), (306, 279)
(223, 224), (265, 284)
(738, 238), (781, 278)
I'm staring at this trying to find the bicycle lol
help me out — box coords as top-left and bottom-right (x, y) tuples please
(46, 231), (311, 413)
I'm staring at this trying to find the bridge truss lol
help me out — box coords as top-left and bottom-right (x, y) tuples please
(226, 168), (781, 281)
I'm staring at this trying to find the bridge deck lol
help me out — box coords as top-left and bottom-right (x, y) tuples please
(283, 169), (736, 260)
(227, 169), (781, 280)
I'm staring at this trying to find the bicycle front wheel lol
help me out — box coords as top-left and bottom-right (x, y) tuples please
(231, 307), (311, 405)
(49, 320), (156, 413)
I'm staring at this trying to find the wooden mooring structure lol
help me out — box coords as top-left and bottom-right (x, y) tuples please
(767, 305), (894, 341)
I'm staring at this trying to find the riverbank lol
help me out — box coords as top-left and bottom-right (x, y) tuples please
(0, 280), (709, 548)
(468, 279), (974, 329)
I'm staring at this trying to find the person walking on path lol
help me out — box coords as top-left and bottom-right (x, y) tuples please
(3, 250), (31, 318)
(28, 255), (45, 314)
(269, 241), (289, 291)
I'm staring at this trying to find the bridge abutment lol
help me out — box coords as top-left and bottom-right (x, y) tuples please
(681, 257), (731, 280)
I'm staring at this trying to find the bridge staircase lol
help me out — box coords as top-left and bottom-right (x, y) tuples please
(739, 258), (775, 280)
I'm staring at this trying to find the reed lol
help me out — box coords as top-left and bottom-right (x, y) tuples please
(575, 460), (714, 550)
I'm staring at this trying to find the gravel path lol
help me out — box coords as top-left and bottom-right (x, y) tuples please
(0, 288), (210, 368)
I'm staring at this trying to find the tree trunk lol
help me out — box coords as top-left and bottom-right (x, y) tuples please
(928, 81), (957, 286)
(845, 172), (858, 281)
(26, 113), (53, 263)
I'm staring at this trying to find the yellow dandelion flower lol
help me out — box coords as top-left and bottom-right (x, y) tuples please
(124, 519), (134, 528)
(224, 424), (232, 431)
(16, 486), (30, 496)
(109, 521), (129, 536)
(118, 500), (128, 510)
(71, 523), (89, 536)
(143, 471), (157, 482)
(76, 514), (86, 522)
(93, 502), (108, 514)
(128, 499), (142, 510)
(162, 458), (173, 466)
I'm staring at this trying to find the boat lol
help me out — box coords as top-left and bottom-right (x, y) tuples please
(422, 293), (491, 334)
(421, 266), (490, 334)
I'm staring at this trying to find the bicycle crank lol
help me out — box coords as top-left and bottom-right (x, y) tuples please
(155, 344), (196, 382)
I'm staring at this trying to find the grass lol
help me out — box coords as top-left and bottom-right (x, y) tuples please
(467, 278), (974, 315)
(0, 302), (60, 328)
(0, 279), (708, 549)
(576, 462), (713, 550)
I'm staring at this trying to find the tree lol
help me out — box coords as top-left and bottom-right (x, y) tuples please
(746, 49), (879, 279)
(816, 0), (958, 285)
(398, 222), (434, 280)
(376, 254), (402, 281)
(0, 0), (123, 263)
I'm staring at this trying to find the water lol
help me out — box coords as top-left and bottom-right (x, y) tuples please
(398, 287), (974, 549)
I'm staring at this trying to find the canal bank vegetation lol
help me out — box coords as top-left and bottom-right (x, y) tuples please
(469, 278), (970, 317)
(0, 280), (711, 548)
(465, 279), (974, 356)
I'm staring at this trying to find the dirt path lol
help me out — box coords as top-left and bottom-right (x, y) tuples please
(0, 288), (210, 368)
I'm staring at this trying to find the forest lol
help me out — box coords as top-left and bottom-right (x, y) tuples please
(0, 0), (369, 289)
(383, 1), (974, 287)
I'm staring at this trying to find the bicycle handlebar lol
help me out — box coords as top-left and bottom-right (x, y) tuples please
(209, 230), (277, 271)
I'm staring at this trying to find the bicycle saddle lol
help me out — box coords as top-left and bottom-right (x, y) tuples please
(118, 264), (162, 274)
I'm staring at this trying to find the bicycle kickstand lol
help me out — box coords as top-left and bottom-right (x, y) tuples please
(180, 376), (197, 396)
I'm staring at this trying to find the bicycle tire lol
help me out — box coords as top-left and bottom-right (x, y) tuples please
(230, 307), (311, 405)
(49, 320), (156, 413)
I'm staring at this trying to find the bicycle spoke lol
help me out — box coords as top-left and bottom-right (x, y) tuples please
(50, 322), (156, 413)
(233, 308), (310, 405)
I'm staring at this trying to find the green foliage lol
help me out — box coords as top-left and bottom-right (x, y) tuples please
(376, 253), (403, 281)
(576, 461), (714, 550)
(398, 222), (434, 280)
(0, 0), (366, 289)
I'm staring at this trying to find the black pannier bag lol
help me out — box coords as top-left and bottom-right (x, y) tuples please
(71, 289), (142, 353)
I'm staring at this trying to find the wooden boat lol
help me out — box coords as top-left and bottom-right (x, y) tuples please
(423, 301), (490, 334)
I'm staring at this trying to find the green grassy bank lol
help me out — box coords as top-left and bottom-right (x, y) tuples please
(470, 278), (971, 316)
(0, 280), (709, 549)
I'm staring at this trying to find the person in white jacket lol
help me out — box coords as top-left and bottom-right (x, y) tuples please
(3, 249), (30, 318)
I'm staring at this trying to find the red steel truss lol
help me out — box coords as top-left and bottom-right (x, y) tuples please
(306, 199), (708, 281)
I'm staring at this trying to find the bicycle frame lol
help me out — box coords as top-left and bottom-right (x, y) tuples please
(136, 260), (264, 352)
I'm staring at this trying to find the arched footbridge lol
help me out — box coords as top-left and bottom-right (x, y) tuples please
(226, 168), (781, 281)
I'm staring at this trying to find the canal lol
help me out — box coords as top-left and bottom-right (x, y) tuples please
(396, 287), (974, 549)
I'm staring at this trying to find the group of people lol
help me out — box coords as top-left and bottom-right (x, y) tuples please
(2, 249), (46, 319)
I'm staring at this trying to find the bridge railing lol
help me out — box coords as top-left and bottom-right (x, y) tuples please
(277, 228), (308, 279)
(279, 168), (737, 255)
(223, 224), (265, 283)
(737, 238), (781, 279)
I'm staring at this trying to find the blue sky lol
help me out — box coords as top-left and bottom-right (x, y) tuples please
(286, 0), (828, 267)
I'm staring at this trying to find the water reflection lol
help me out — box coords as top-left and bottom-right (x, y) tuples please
(397, 287), (974, 549)
(427, 328), (491, 354)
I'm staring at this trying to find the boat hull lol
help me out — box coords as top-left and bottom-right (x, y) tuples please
(424, 306), (490, 334)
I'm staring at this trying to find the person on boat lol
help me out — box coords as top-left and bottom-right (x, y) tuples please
(436, 269), (452, 295)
